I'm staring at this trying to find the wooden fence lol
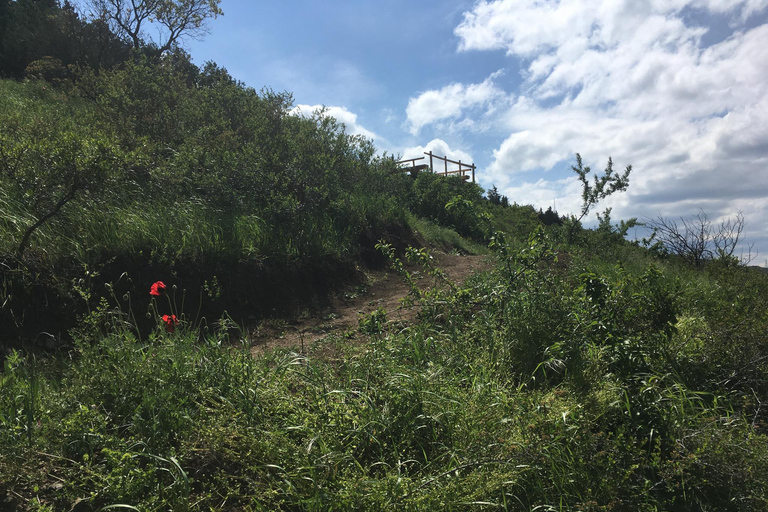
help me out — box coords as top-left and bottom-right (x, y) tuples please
(395, 151), (476, 183)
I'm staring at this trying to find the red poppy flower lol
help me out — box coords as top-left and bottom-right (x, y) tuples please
(150, 281), (166, 296)
(162, 314), (179, 333)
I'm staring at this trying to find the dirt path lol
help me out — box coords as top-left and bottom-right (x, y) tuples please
(249, 252), (490, 356)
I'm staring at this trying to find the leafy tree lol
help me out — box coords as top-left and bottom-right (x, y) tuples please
(412, 172), (485, 239)
(538, 206), (562, 226)
(58, 0), (131, 70)
(487, 185), (510, 207)
(0, 0), (59, 77)
(567, 153), (632, 242)
(85, 0), (223, 53)
(0, 0), (131, 78)
(596, 207), (638, 239)
(487, 185), (501, 205)
(0, 83), (124, 260)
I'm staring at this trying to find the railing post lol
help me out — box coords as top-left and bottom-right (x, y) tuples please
(410, 153), (476, 182)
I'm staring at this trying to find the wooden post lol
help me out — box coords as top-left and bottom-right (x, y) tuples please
(472, 165), (475, 183)
(428, 151), (433, 172)
(459, 160), (463, 179)
(444, 157), (448, 175)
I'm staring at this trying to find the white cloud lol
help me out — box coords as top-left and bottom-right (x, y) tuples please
(448, 0), (768, 252)
(269, 58), (384, 108)
(405, 72), (507, 134)
(291, 104), (379, 141)
(500, 176), (584, 215)
(382, 108), (398, 124)
(696, 0), (768, 20)
(454, 0), (766, 56)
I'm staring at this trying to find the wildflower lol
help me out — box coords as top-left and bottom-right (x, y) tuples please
(162, 314), (179, 333)
(150, 281), (166, 296)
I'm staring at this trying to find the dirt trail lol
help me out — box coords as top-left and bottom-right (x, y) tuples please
(249, 252), (490, 356)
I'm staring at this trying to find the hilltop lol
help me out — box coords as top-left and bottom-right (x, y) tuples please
(1, 47), (768, 512)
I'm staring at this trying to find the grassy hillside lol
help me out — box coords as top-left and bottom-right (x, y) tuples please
(0, 60), (490, 342)
(3, 226), (768, 511)
(2, 58), (768, 511)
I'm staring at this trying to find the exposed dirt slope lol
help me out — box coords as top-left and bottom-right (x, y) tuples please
(249, 252), (490, 356)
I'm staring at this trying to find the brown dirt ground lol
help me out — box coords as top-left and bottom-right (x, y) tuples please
(249, 252), (491, 356)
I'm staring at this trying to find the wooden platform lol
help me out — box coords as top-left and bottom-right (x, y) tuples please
(394, 153), (476, 183)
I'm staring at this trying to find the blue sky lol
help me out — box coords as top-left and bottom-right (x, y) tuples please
(179, 1), (766, 260)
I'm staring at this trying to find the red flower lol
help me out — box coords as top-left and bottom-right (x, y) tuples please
(150, 281), (166, 296)
(162, 314), (179, 333)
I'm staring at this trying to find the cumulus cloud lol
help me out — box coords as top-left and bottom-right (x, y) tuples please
(502, 176), (584, 215)
(455, 0), (767, 56)
(449, 0), (768, 253)
(405, 72), (507, 134)
(291, 104), (379, 141)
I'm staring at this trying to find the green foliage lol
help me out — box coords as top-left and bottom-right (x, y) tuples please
(410, 172), (485, 240)
(358, 307), (387, 335)
(488, 201), (543, 242)
(0, 66), (419, 338)
(0, 0), (131, 79)
(486, 184), (509, 207)
(2, 28), (768, 511)
(4, 238), (768, 510)
(538, 205), (563, 226)
(1, 57), (500, 340)
(0, 105), (123, 258)
(407, 215), (487, 255)
(567, 153), (632, 242)
(24, 56), (68, 83)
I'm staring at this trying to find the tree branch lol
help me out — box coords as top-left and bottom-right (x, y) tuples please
(16, 184), (78, 260)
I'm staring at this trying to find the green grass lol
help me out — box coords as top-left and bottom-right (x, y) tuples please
(407, 215), (488, 255)
(3, 229), (768, 511)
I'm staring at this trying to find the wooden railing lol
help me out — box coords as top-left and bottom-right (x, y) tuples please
(395, 156), (429, 170)
(394, 152), (476, 182)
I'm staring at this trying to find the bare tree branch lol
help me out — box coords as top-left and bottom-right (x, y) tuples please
(648, 209), (755, 267)
(85, 0), (221, 52)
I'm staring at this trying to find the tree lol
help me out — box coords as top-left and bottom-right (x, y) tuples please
(0, 0), (132, 78)
(0, 86), (123, 260)
(487, 185), (502, 205)
(86, 0), (222, 53)
(648, 209), (753, 267)
(568, 153), (632, 242)
(0, 0), (60, 78)
(539, 206), (562, 226)
(487, 185), (510, 207)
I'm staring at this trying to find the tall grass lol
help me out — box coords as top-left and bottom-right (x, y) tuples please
(407, 214), (487, 255)
(3, 228), (768, 510)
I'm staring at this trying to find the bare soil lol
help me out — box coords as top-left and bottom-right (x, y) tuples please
(249, 252), (490, 356)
